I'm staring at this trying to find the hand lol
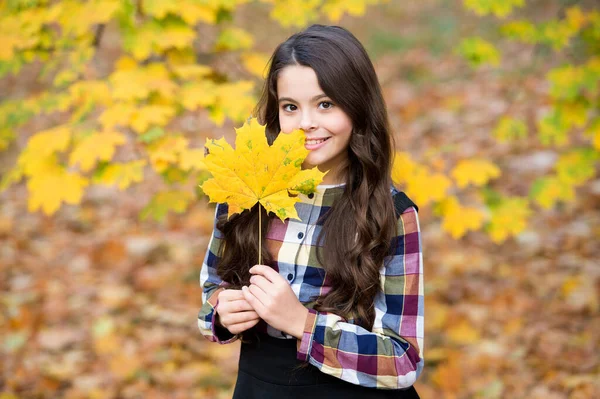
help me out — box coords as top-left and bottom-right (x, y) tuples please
(241, 264), (309, 339)
(216, 289), (260, 335)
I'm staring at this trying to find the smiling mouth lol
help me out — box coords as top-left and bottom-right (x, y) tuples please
(305, 137), (331, 145)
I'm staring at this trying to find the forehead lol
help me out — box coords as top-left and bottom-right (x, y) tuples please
(276, 65), (324, 99)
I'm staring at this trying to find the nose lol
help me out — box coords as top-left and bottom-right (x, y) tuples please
(299, 111), (317, 132)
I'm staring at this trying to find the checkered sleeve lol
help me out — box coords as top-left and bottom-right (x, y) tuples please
(197, 203), (238, 344)
(296, 206), (424, 389)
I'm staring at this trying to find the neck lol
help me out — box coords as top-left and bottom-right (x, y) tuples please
(317, 164), (347, 185)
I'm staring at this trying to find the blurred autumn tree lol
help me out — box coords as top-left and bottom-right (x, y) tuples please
(1, 0), (598, 245)
(0, 0), (389, 220)
(393, 0), (600, 243)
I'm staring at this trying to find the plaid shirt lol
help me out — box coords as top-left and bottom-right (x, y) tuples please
(198, 184), (424, 389)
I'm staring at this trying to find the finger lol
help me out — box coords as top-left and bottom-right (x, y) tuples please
(242, 285), (267, 313)
(249, 275), (273, 293)
(248, 283), (270, 307)
(218, 289), (245, 301)
(249, 264), (282, 284)
(219, 298), (255, 314)
(221, 311), (260, 326)
(228, 318), (260, 335)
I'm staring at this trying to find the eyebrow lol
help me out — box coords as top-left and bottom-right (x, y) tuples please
(277, 93), (329, 103)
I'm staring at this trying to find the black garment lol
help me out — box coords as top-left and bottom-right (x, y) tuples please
(232, 334), (420, 399)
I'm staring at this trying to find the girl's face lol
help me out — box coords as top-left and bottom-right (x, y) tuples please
(277, 65), (353, 184)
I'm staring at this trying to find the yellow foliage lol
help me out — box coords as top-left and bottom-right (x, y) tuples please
(129, 105), (176, 133)
(109, 63), (177, 102)
(585, 119), (600, 151)
(493, 116), (527, 142)
(565, 6), (587, 33)
(487, 196), (531, 243)
(436, 196), (486, 239)
(180, 80), (219, 111)
(141, 0), (217, 23)
(141, 190), (194, 221)
(530, 176), (575, 210)
(322, 0), (377, 22)
(447, 319), (481, 344)
(269, 0), (322, 28)
(391, 151), (417, 184)
(68, 130), (127, 172)
(99, 103), (136, 130)
(26, 159), (89, 215)
(456, 37), (501, 68)
(179, 149), (206, 171)
(128, 21), (196, 60)
(17, 126), (71, 179)
(554, 148), (599, 186)
(93, 160), (147, 190)
(405, 166), (452, 207)
(214, 27), (254, 51)
(451, 158), (501, 188)
(501, 20), (538, 44)
(463, 0), (524, 18)
(56, 0), (120, 37)
(147, 135), (189, 173)
(241, 52), (271, 78)
(68, 80), (112, 107)
(211, 81), (257, 126)
(170, 64), (213, 80)
(557, 101), (588, 129)
(201, 118), (326, 221)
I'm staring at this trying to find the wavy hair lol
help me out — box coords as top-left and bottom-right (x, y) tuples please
(216, 24), (397, 331)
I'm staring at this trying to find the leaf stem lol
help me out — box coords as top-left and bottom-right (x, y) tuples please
(258, 205), (262, 265)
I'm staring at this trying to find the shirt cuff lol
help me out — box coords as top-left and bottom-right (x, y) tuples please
(209, 288), (239, 344)
(296, 308), (318, 362)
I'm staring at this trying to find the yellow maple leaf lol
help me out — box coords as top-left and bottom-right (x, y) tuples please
(179, 2), (218, 25)
(241, 52), (271, 78)
(391, 151), (417, 184)
(405, 166), (452, 207)
(269, 0), (321, 28)
(212, 81), (256, 126)
(200, 117), (326, 221)
(147, 135), (189, 172)
(69, 130), (127, 172)
(322, 0), (375, 22)
(180, 80), (219, 110)
(129, 105), (176, 133)
(179, 148), (206, 171)
(447, 320), (481, 345)
(27, 160), (89, 215)
(109, 63), (177, 102)
(487, 196), (531, 243)
(214, 27), (254, 51)
(451, 158), (501, 188)
(436, 196), (486, 239)
(18, 126), (71, 176)
(93, 160), (147, 190)
(530, 176), (575, 209)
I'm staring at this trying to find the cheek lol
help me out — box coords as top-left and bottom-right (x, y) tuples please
(328, 114), (353, 140)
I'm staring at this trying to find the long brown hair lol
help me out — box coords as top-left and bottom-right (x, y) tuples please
(216, 24), (397, 330)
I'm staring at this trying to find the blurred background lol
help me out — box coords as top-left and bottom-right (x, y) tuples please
(1, 0), (599, 398)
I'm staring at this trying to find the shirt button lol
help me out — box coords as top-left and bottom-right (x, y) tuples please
(297, 232), (304, 239)
(308, 193), (314, 199)
(287, 273), (293, 281)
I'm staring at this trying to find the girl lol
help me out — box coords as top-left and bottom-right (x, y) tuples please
(198, 24), (423, 398)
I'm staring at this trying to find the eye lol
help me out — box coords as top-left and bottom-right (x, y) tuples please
(282, 103), (297, 112)
(319, 101), (334, 110)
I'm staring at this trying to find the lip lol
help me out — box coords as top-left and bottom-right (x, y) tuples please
(305, 137), (330, 150)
